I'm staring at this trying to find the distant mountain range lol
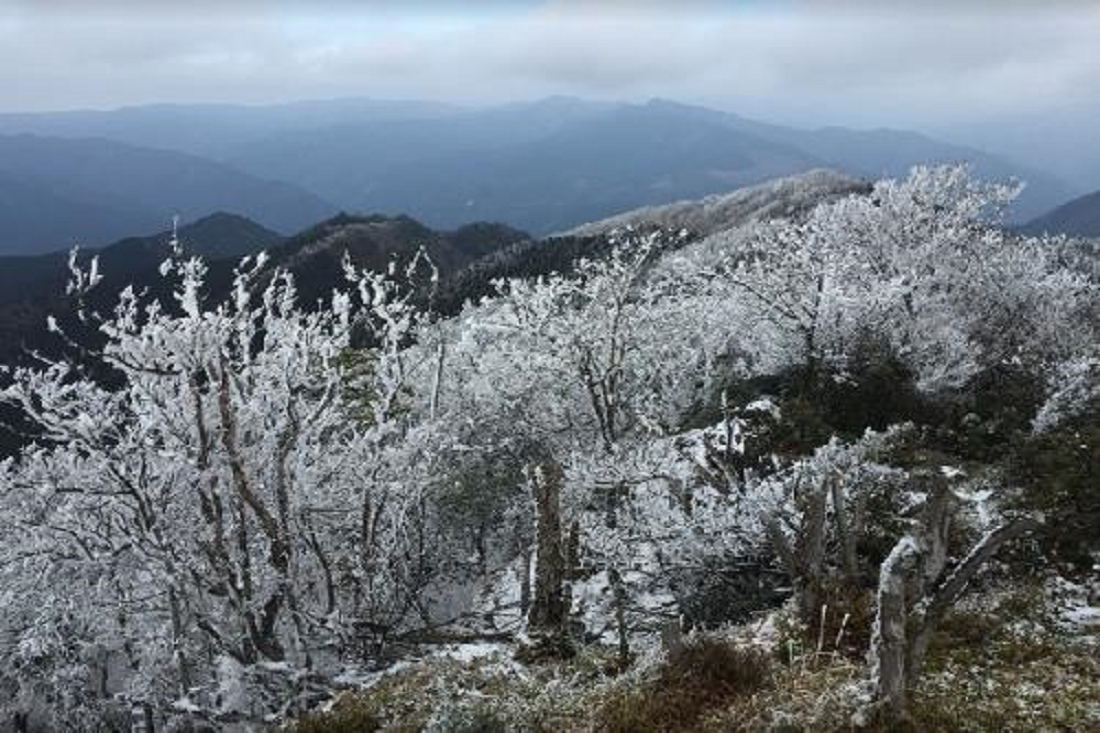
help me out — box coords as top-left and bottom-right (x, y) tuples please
(0, 99), (464, 160)
(0, 134), (337, 255)
(1021, 189), (1100, 238)
(0, 96), (1082, 255)
(217, 98), (1077, 232)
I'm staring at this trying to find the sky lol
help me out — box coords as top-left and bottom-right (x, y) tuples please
(0, 0), (1097, 173)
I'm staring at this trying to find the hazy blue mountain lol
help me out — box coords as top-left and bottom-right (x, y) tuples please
(1021, 190), (1100, 238)
(934, 101), (1100, 195)
(223, 96), (624, 207)
(0, 97), (1075, 236)
(225, 98), (1071, 231)
(639, 99), (1074, 222)
(0, 134), (337, 254)
(0, 98), (462, 159)
(0, 167), (156, 253)
(228, 100), (825, 234)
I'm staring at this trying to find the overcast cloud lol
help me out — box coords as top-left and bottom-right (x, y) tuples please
(1, 0), (1097, 133)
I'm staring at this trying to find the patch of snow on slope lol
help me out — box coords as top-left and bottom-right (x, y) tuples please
(562, 169), (868, 239)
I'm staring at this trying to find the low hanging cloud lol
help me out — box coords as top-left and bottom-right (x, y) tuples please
(0, 0), (1097, 132)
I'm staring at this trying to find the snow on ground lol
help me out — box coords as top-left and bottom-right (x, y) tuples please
(431, 642), (510, 664)
(1065, 604), (1100, 630)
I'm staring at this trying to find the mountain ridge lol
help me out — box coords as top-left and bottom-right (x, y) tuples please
(0, 211), (527, 367)
(562, 168), (869, 238)
(1021, 189), (1100, 238)
(0, 133), (338, 255)
(0, 97), (1075, 237)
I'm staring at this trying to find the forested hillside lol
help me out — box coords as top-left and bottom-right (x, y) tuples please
(0, 214), (284, 366)
(0, 167), (1096, 731)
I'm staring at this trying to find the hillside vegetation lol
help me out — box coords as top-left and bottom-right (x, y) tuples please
(0, 166), (1096, 732)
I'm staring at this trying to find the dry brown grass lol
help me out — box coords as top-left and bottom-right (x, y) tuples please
(286, 584), (1100, 732)
(593, 638), (774, 733)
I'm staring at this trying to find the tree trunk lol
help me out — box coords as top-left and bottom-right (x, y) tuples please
(610, 567), (631, 669)
(130, 703), (155, 733)
(660, 617), (686, 665)
(519, 547), (532, 619)
(767, 471), (828, 624)
(563, 520), (580, 620)
(528, 456), (566, 632)
(866, 478), (1039, 721)
(869, 536), (920, 720)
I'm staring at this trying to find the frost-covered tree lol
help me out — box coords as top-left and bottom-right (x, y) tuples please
(1, 164), (1095, 729)
(0, 246), (441, 725)
(864, 478), (1038, 721)
(433, 228), (730, 650)
(725, 165), (1096, 391)
(474, 230), (682, 643)
(762, 428), (911, 623)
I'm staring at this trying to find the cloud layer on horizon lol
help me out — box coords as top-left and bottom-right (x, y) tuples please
(1, 0), (1097, 133)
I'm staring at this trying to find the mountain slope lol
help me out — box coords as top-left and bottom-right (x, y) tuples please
(224, 99), (1069, 232)
(0, 97), (1073, 235)
(1021, 190), (1100, 238)
(0, 134), (337, 255)
(641, 99), (1074, 222)
(436, 170), (869, 315)
(0, 212), (527, 367)
(0, 213), (283, 366)
(267, 213), (530, 308)
(563, 168), (869, 238)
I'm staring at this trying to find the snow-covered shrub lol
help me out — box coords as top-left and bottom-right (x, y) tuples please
(725, 165), (1096, 394)
(760, 427), (914, 625)
(0, 248), (445, 723)
(1, 165), (1095, 728)
(1032, 352), (1100, 435)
